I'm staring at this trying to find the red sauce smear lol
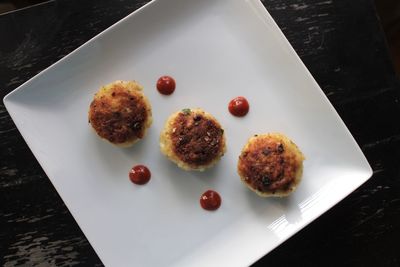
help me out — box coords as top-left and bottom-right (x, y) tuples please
(157, 76), (176, 95)
(200, 190), (221, 211)
(228, 96), (249, 117)
(129, 165), (151, 185)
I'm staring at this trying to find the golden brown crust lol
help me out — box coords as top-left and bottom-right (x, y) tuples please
(160, 108), (226, 171)
(237, 133), (304, 197)
(88, 81), (152, 146)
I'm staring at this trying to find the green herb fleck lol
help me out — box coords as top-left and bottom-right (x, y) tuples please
(182, 108), (191, 115)
(262, 176), (271, 187)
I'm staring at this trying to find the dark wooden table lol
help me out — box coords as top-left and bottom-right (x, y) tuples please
(1, 0), (400, 266)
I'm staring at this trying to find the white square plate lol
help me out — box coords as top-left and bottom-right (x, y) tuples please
(4, 0), (372, 266)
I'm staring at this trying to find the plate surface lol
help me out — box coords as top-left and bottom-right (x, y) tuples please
(4, 0), (372, 266)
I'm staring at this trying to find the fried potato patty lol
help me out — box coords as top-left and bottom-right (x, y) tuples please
(160, 108), (226, 171)
(88, 80), (152, 147)
(237, 133), (304, 197)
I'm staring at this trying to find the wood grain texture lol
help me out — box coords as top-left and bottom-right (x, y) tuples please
(1, 0), (399, 266)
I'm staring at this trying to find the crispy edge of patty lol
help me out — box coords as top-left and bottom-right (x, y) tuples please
(159, 108), (226, 171)
(88, 80), (152, 147)
(237, 133), (305, 197)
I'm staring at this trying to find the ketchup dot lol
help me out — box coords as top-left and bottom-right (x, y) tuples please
(129, 165), (151, 185)
(157, 76), (176, 95)
(228, 96), (249, 117)
(200, 190), (222, 211)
